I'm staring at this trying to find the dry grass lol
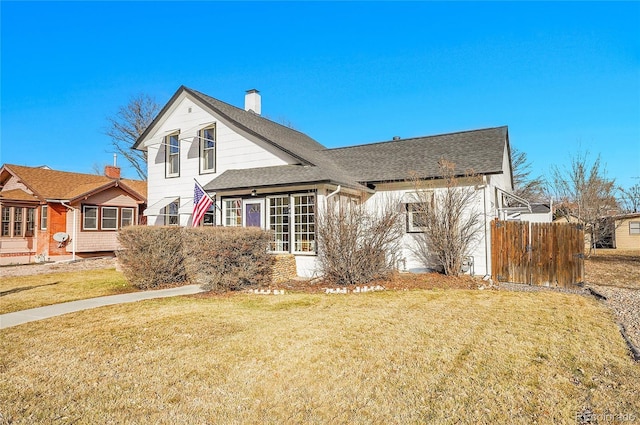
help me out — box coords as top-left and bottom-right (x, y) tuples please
(585, 249), (640, 289)
(0, 269), (135, 314)
(1, 290), (639, 424)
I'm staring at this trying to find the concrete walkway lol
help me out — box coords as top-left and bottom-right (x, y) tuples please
(0, 284), (205, 329)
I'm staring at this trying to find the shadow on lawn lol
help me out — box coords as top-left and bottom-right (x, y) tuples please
(0, 281), (61, 297)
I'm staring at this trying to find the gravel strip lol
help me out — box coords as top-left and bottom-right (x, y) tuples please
(588, 284), (640, 353)
(0, 257), (117, 278)
(496, 281), (590, 296)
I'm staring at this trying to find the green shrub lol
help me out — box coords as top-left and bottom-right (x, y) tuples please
(182, 227), (273, 292)
(116, 226), (188, 289)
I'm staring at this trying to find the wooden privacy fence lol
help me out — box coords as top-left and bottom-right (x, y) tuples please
(491, 220), (584, 288)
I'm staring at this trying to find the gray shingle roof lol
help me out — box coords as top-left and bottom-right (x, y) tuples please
(324, 126), (509, 183)
(136, 86), (510, 191)
(204, 165), (341, 191)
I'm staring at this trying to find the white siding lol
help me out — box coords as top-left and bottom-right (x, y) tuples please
(144, 93), (299, 225)
(363, 184), (491, 277)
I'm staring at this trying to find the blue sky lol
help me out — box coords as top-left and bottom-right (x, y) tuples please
(1, 1), (639, 190)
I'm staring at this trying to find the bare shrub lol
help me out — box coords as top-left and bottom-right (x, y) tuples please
(182, 227), (273, 292)
(116, 226), (187, 289)
(409, 160), (483, 276)
(317, 196), (404, 285)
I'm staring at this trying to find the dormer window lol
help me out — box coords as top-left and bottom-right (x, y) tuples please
(200, 125), (216, 173)
(165, 133), (180, 177)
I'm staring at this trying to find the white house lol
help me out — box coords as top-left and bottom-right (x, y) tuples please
(133, 86), (517, 278)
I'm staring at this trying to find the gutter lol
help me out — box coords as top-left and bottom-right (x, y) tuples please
(47, 200), (77, 261)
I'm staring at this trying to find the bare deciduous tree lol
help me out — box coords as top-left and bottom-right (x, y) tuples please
(409, 160), (483, 276)
(316, 195), (404, 285)
(551, 150), (618, 251)
(619, 183), (640, 213)
(104, 93), (159, 180)
(511, 146), (547, 202)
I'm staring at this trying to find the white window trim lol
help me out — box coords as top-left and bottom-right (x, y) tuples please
(41, 205), (48, 230)
(121, 207), (135, 228)
(223, 198), (243, 227)
(242, 199), (265, 229)
(199, 125), (216, 174)
(267, 195), (291, 253)
(101, 207), (119, 230)
(83, 206), (99, 230)
(630, 221), (640, 235)
(163, 200), (180, 226)
(407, 202), (430, 233)
(292, 193), (316, 255)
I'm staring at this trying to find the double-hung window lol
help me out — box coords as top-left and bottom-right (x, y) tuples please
(121, 208), (134, 227)
(101, 207), (118, 230)
(200, 126), (216, 173)
(13, 208), (23, 237)
(631, 221), (640, 235)
(163, 201), (179, 226)
(26, 208), (35, 236)
(1, 207), (10, 236)
(41, 205), (48, 230)
(165, 133), (180, 177)
(83, 206), (99, 230)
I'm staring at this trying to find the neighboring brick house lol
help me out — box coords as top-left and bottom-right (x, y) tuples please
(134, 86), (518, 277)
(0, 164), (147, 265)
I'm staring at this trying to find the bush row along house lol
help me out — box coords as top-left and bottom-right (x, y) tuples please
(134, 86), (531, 277)
(0, 164), (147, 265)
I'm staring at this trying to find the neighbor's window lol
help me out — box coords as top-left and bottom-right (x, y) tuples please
(83, 206), (99, 230)
(165, 133), (180, 177)
(268, 196), (290, 252)
(1, 207), (10, 236)
(407, 202), (429, 233)
(224, 199), (242, 227)
(26, 208), (35, 236)
(631, 221), (640, 235)
(293, 194), (315, 253)
(13, 207), (23, 237)
(121, 208), (134, 228)
(101, 207), (118, 230)
(200, 125), (216, 173)
(163, 200), (179, 226)
(41, 205), (48, 230)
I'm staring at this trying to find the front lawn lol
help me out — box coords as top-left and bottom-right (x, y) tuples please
(0, 269), (135, 314)
(1, 290), (638, 424)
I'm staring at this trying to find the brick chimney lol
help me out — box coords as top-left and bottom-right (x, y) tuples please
(104, 165), (121, 179)
(245, 89), (261, 115)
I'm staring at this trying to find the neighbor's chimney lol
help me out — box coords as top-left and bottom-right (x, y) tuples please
(105, 165), (121, 179)
(245, 89), (261, 115)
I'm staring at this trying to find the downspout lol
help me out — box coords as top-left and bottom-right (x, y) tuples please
(327, 185), (341, 200)
(59, 201), (77, 261)
(484, 178), (490, 278)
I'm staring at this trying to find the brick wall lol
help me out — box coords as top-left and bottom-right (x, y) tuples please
(48, 203), (68, 255)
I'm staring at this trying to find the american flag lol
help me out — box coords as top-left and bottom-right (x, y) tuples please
(192, 180), (213, 227)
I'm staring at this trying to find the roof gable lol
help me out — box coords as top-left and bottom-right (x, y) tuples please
(0, 164), (147, 202)
(133, 86), (328, 167)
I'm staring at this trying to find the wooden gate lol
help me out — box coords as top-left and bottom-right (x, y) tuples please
(491, 220), (584, 287)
